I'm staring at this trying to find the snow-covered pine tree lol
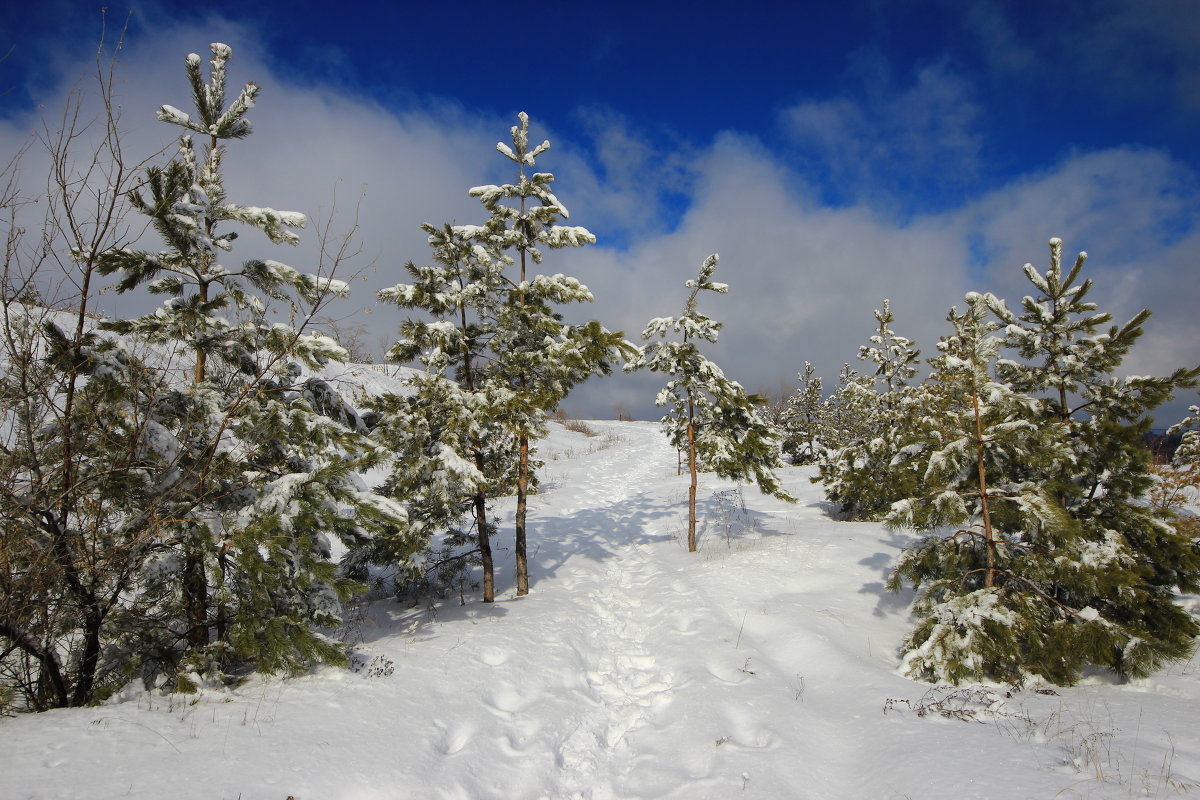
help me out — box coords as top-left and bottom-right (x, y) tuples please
(818, 300), (923, 520)
(1170, 398), (1199, 470)
(885, 293), (1115, 685)
(819, 363), (877, 451)
(96, 43), (411, 686)
(861, 299), (921, 403)
(373, 223), (514, 603)
(781, 361), (824, 464)
(632, 254), (793, 552)
(467, 113), (633, 596)
(982, 237), (1200, 679)
(1150, 398), (1200, 541)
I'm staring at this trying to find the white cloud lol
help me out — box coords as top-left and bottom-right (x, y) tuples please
(955, 147), (1198, 287)
(5, 14), (1195, 427)
(555, 132), (972, 417)
(0, 18), (507, 345)
(540, 106), (696, 246)
(562, 136), (1200, 422)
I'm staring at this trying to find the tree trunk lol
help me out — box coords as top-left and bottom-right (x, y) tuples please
(687, 391), (698, 552)
(515, 434), (530, 596)
(71, 609), (103, 706)
(184, 273), (213, 651)
(183, 538), (210, 650)
(40, 509), (105, 703)
(970, 378), (997, 587)
(215, 544), (230, 648)
(513, 215), (532, 596)
(474, 484), (494, 604)
(458, 301), (495, 603)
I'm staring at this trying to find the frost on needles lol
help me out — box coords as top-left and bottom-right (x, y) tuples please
(631, 253), (793, 553)
(374, 113), (633, 603)
(93, 43), (413, 689)
(884, 239), (1200, 686)
(818, 299), (924, 520)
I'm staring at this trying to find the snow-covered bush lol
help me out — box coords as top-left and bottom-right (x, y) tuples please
(780, 361), (825, 464)
(819, 300), (924, 520)
(889, 240), (1200, 684)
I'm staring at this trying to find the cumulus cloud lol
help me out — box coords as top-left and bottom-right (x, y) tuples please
(555, 132), (973, 417)
(4, 11), (1196, 427)
(954, 147), (1198, 286)
(544, 105), (696, 247)
(560, 135), (1200, 422)
(0, 16), (509, 345)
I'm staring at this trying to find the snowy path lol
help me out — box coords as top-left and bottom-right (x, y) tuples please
(3, 420), (1200, 799)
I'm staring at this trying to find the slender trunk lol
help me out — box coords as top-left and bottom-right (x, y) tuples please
(473, 477), (494, 604)
(38, 508), (105, 703)
(183, 528), (210, 649)
(194, 349), (208, 386)
(460, 284), (495, 603)
(184, 136), (224, 647)
(513, 201), (532, 595)
(1050, 293), (1073, 511)
(214, 545), (230, 645)
(71, 609), (103, 706)
(687, 390), (698, 553)
(186, 142), (221, 647)
(184, 272), (212, 651)
(970, 376), (996, 587)
(57, 256), (107, 704)
(515, 434), (530, 595)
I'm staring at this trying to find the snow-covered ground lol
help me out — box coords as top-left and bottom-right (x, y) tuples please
(3, 420), (1198, 799)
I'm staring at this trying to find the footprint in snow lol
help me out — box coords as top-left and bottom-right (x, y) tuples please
(495, 714), (544, 756)
(704, 656), (754, 685)
(475, 646), (510, 667)
(483, 682), (529, 714)
(722, 705), (781, 751)
(435, 719), (475, 755)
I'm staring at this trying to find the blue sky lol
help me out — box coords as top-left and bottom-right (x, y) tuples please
(2, 0), (1198, 420)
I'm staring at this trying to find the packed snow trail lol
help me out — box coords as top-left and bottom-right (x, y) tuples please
(3, 420), (1199, 799)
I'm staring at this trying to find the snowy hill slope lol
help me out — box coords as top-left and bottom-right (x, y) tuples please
(3, 420), (1199, 799)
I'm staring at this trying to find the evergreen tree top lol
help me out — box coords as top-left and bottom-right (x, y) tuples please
(157, 43), (259, 140)
(639, 254), (726, 345)
(97, 41), (345, 374)
(857, 298), (919, 390)
(467, 113), (594, 263)
(937, 293), (1001, 372)
(986, 237), (1198, 423)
